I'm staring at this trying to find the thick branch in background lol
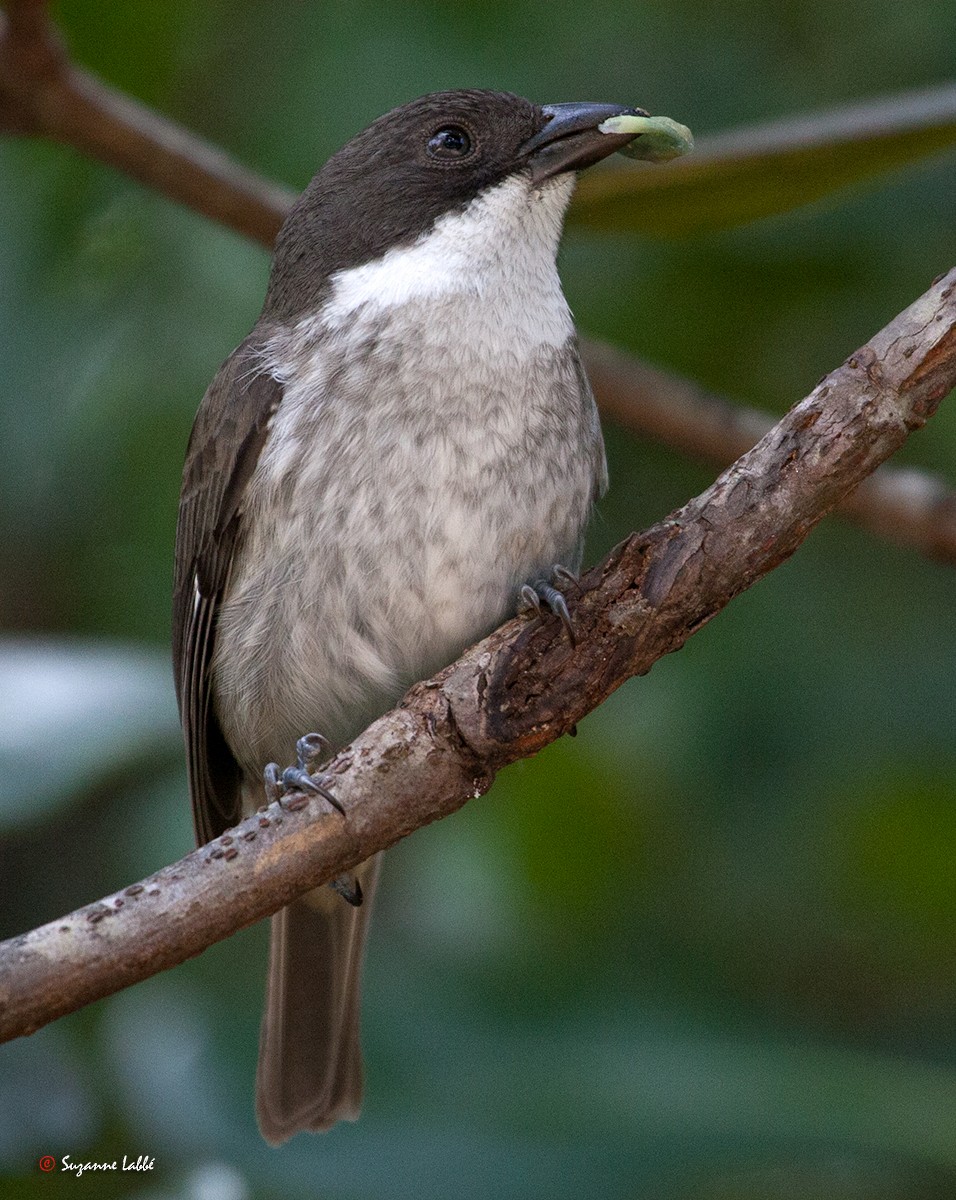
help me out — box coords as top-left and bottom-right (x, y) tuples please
(587, 346), (956, 563)
(2, 0), (956, 566)
(1, 268), (954, 1045)
(0, 0), (294, 243)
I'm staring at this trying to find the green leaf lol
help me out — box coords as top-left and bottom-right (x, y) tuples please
(570, 81), (956, 236)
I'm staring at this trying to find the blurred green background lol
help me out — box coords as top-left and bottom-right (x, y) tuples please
(2, 0), (955, 1197)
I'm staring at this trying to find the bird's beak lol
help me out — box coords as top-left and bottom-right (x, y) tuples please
(520, 102), (650, 184)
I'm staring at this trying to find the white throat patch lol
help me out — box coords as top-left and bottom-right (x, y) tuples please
(316, 173), (577, 352)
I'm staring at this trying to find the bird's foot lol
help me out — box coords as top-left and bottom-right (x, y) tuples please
(263, 735), (357, 906)
(518, 563), (580, 646)
(329, 874), (364, 907)
(263, 732), (344, 815)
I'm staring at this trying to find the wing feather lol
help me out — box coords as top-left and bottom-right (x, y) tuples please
(172, 336), (283, 845)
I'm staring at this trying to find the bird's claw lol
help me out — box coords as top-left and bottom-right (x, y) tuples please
(519, 567), (578, 646)
(263, 735), (351, 905)
(296, 731), (331, 770)
(551, 563), (581, 593)
(263, 761), (283, 805)
(262, 732), (345, 816)
(329, 873), (364, 907)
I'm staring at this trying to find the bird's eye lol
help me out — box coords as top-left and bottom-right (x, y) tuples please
(426, 126), (472, 160)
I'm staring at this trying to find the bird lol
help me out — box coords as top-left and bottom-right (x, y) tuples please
(173, 88), (644, 1145)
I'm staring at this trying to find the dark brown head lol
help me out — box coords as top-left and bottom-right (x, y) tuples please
(263, 89), (641, 322)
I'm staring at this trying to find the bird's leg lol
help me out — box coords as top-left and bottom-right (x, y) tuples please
(518, 563), (579, 646)
(263, 732), (345, 815)
(263, 734), (365, 906)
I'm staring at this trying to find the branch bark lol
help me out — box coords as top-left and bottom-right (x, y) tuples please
(586, 344), (956, 563)
(2, 1), (956, 566)
(2, 267), (954, 1044)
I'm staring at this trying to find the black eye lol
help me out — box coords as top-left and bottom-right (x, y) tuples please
(427, 126), (472, 159)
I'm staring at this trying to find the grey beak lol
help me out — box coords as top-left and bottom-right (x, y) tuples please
(521, 101), (649, 183)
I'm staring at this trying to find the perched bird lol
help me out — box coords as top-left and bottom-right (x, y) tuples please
(173, 89), (645, 1145)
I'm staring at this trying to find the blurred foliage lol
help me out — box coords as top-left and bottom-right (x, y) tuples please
(1, 0), (955, 1197)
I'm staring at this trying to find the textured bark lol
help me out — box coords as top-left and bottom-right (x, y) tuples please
(585, 344), (956, 564)
(1, 267), (953, 1044)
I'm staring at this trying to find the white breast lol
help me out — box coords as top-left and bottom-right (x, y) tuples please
(318, 172), (576, 353)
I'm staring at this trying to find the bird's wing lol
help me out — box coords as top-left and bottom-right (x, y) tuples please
(173, 336), (283, 845)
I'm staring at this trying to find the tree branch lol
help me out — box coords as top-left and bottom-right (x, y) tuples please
(2, 1), (955, 565)
(586, 342), (956, 563)
(0, 1), (294, 244)
(2, 267), (954, 1044)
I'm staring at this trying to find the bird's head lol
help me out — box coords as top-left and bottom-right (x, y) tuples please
(264, 89), (645, 321)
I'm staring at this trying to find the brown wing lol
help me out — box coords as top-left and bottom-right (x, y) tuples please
(173, 336), (283, 845)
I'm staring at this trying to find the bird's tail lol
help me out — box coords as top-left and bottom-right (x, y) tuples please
(255, 853), (381, 1145)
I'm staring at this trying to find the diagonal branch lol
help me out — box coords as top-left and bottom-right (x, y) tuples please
(1, 268), (953, 1045)
(0, 0), (294, 243)
(586, 343), (956, 563)
(2, 1), (955, 565)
